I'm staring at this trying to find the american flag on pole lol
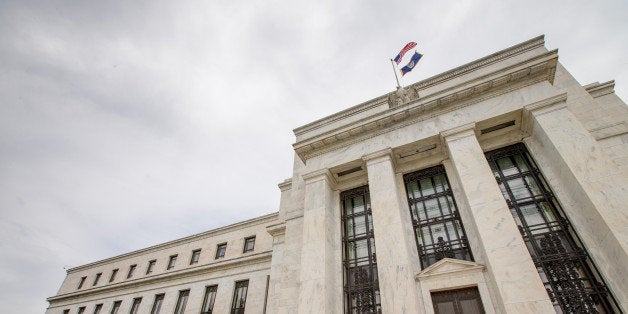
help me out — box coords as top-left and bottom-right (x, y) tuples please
(393, 42), (417, 64)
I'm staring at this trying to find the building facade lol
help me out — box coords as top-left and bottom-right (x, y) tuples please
(47, 36), (627, 314)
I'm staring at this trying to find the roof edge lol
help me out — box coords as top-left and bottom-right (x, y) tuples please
(293, 35), (545, 137)
(66, 212), (279, 273)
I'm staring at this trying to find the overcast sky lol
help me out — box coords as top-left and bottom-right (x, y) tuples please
(1, 0), (626, 312)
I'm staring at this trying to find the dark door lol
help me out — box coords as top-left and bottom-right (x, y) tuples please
(432, 287), (485, 314)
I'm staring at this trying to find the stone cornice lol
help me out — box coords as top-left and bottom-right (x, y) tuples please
(362, 148), (393, 164)
(278, 178), (293, 191)
(440, 123), (476, 140)
(48, 251), (272, 303)
(293, 35), (545, 138)
(266, 222), (286, 237)
(585, 80), (615, 98)
(521, 93), (568, 136)
(65, 213), (279, 273)
(412, 35), (545, 90)
(294, 50), (558, 162)
(301, 169), (337, 188)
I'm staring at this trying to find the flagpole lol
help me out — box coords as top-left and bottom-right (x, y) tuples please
(390, 59), (401, 88)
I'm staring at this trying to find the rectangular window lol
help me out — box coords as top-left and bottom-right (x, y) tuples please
(174, 290), (190, 314)
(231, 280), (249, 314)
(190, 249), (201, 265)
(129, 298), (141, 314)
(403, 165), (473, 268)
(110, 301), (121, 314)
(77, 276), (86, 289)
(146, 260), (156, 274)
(215, 243), (227, 259)
(167, 255), (177, 270)
(109, 269), (118, 283)
(127, 265), (137, 279)
(243, 236), (256, 253)
(431, 287), (485, 314)
(486, 143), (620, 313)
(93, 304), (103, 314)
(341, 186), (381, 314)
(201, 285), (218, 314)
(93, 273), (102, 286)
(150, 294), (164, 314)
(77, 307), (85, 314)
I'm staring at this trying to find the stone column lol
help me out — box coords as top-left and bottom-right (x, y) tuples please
(265, 222), (285, 314)
(523, 94), (628, 309)
(363, 149), (421, 313)
(441, 124), (554, 313)
(297, 170), (342, 314)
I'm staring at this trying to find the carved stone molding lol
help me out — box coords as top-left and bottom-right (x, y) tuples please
(294, 36), (547, 140)
(294, 51), (558, 163)
(585, 80), (615, 98)
(521, 93), (568, 136)
(277, 179), (292, 192)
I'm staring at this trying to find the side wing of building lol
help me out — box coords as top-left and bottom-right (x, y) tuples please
(46, 213), (279, 314)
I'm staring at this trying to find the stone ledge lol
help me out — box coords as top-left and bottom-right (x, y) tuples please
(48, 251), (273, 302)
(294, 50), (558, 162)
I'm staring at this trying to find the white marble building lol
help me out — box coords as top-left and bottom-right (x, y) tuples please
(47, 36), (627, 314)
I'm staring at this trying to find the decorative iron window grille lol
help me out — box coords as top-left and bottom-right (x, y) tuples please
(403, 165), (473, 269)
(486, 143), (620, 313)
(341, 186), (382, 314)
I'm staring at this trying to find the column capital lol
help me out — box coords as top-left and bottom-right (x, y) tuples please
(301, 169), (337, 188)
(440, 123), (477, 141)
(362, 147), (394, 167)
(278, 178), (292, 192)
(266, 222), (286, 238)
(521, 93), (568, 135)
(522, 92), (568, 115)
(440, 123), (477, 158)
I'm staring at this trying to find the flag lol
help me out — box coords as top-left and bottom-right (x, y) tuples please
(393, 42), (417, 64)
(400, 51), (423, 76)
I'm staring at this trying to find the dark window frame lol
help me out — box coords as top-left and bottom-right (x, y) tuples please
(77, 276), (87, 289)
(150, 293), (164, 314)
(341, 186), (382, 314)
(173, 289), (190, 314)
(486, 143), (620, 313)
(403, 165), (473, 269)
(146, 260), (156, 274)
(92, 273), (102, 286)
(243, 236), (256, 253)
(231, 280), (249, 314)
(93, 304), (103, 314)
(126, 264), (137, 279)
(431, 286), (485, 314)
(110, 300), (121, 314)
(167, 255), (177, 270)
(190, 249), (201, 265)
(215, 243), (227, 259)
(129, 298), (142, 314)
(201, 285), (218, 314)
(109, 269), (118, 283)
